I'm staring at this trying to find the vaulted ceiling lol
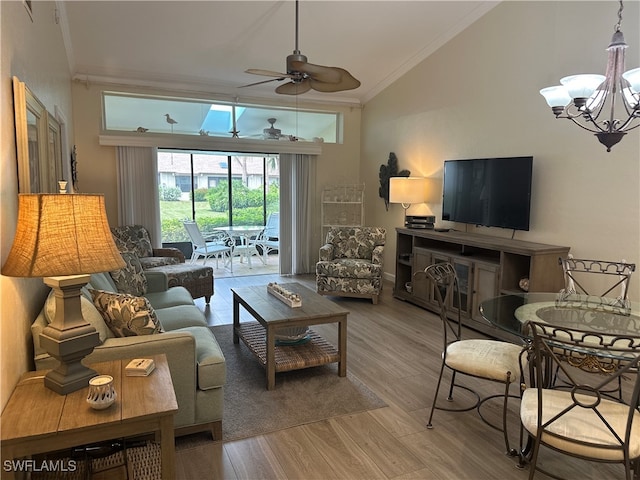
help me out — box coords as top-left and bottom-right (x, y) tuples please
(61, 1), (499, 105)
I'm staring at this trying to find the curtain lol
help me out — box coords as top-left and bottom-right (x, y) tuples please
(115, 146), (162, 247)
(279, 153), (317, 274)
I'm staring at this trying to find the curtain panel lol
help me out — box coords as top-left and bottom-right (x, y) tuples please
(115, 146), (161, 247)
(279, 153), (317, 275)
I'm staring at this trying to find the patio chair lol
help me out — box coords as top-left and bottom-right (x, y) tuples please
(255, 212), (279, 262)
(422, 262), (526, 456)
(183, 221), (233, 271)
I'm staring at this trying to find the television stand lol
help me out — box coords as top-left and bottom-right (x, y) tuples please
(393, 228), (570, 342)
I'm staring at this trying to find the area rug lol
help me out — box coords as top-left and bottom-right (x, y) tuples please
(211, 324), (387, 442)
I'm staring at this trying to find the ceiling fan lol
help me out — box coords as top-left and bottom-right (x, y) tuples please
(243, 118), (296, 141)
(263, 117), (284, 139)
(241, 0), (360, 95)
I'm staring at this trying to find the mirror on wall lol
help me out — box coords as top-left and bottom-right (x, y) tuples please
(13, 76), (63, 193)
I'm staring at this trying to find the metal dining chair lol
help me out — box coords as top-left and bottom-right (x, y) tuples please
(559, 254), (636, 308)
(520, 320), (640, 480)
(556, 254), (637, 398)
(422, 262), (526, 456)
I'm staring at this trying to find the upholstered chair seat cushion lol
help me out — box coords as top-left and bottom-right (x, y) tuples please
(155, 305), (209, 331)
(521, 388), (640, 460)
(316, 258), (382, 279)
(445, 339), (523, 383)
(139, 256), (181, 269)
(144, 287), (195, 309)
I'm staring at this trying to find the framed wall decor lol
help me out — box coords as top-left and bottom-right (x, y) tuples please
(12, 76), (62, 193)
(47, 112), (63, 191)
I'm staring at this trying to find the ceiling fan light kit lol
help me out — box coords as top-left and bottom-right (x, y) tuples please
(242, 0), (360, 96)
(539, 0), (640, 152)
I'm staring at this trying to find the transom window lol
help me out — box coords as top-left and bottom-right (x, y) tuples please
(103, 92), (340, 143)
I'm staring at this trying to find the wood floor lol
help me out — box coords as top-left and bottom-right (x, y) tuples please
(181, 273), (626, 480)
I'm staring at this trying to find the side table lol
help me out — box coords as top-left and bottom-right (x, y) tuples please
(1, 354), (177, 479)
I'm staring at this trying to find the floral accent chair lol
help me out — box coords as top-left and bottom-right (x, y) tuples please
(316, 227), (386, 304)
(110, 225), (215, 304)
(111, 225), (185, 269)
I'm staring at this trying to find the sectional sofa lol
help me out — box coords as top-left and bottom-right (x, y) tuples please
(30, 270), (225, 439)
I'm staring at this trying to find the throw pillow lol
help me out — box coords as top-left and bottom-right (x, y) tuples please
(109, 251), (148, 296)
(89, 289), (164, 337)
(44, 290), (113, 343)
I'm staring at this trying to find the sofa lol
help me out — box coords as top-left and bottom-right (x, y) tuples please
(111, 224), (214, 304)
(31, 270), (225, 439)
(316, 226), (386, 304)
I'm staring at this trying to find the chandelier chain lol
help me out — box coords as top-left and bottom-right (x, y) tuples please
(615, 0), (623, 32)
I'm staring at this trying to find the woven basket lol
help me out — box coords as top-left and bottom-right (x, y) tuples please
(31, 441), (161, 480)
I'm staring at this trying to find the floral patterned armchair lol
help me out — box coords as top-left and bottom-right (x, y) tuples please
(111, 225), (185, 269)
(110, 225), (214, 303)
(316, 227), (386, 304)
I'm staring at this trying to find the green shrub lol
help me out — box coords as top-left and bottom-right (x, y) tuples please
(192, 188), (209, 202)
(159, 185), (181, 201)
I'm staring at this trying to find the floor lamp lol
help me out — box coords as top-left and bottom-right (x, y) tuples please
(2, 194), (125, 394)
(389, 177), (429, 225)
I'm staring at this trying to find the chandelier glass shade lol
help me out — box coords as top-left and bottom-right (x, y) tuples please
(539, 1), (640, 152)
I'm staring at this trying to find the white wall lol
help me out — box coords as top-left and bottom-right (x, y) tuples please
(1, 1), (74, 409)
(361, 1), (640, 300)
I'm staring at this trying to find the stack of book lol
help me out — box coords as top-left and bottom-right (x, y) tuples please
(125, 358), (156, 377)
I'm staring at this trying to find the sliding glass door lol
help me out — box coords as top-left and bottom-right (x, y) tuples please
(157, 149), (279, 243)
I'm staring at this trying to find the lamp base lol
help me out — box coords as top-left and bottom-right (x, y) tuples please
(40, 275), (100, 395)
(40, 327), (99, 394)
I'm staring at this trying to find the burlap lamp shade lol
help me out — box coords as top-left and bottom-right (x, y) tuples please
(2, 194), (125, 394)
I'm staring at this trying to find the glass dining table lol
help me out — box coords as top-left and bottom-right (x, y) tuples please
(480, 292), (640, 467)
(479, 292), (640, 341)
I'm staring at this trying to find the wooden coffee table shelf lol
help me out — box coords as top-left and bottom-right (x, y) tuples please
(232, 282), (349, 390)
(236, 322), (340, 372)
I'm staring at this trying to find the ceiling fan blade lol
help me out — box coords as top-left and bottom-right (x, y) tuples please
(239, 77), (285, 88)
(275, 80), (312, 95)
(245, 68), (293, 78)
(309, 68), (361, 92)
(289, 60), (342, 84)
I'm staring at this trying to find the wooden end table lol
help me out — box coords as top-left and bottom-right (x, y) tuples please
(232, 282), (349, 390)
(1, 354), (177, 479)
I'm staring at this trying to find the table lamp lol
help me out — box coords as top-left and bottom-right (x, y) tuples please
(2, 194), (125, 394)
(389, 177), (429, 224)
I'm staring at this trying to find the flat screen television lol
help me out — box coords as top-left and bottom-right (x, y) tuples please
(442, 156), (533, 231)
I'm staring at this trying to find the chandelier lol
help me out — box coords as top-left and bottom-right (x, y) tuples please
(539, 1), (640, 152)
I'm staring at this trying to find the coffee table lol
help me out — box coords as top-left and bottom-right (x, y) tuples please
(231, 282), (349, 390)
